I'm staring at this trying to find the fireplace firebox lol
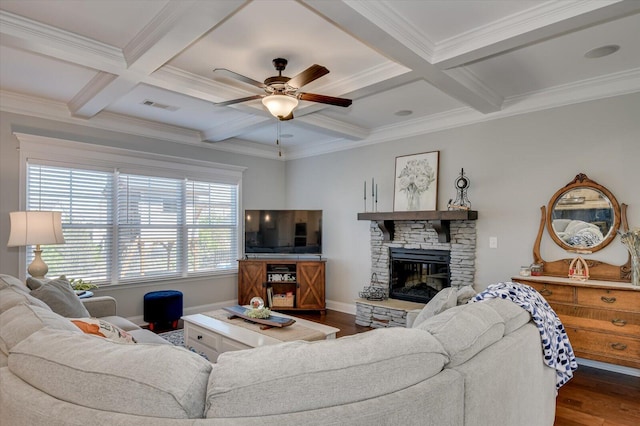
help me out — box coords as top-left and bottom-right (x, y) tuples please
(389, 248), (450, 304)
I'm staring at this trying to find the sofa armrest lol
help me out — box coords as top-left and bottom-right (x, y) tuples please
(406, 309), (422, 328)
(82, 296), (117, 317)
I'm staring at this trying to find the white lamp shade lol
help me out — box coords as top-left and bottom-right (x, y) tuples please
(8, 211), (65, 247)
(262, 94), (298, 119)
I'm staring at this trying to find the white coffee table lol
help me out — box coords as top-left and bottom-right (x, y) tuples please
(182, 309), (340, 362)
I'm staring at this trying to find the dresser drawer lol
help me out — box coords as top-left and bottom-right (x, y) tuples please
(576, 287), (640, 311)
(525, 282), (574, 303)
(561, 308), (640, 336)
(566, 327), (640, 361)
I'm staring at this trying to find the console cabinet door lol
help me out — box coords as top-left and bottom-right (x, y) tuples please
(297, 262), (325, 310)
(238, 261), (265, 305)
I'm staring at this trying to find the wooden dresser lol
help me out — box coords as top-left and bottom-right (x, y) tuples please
(513, 276), (640, 369)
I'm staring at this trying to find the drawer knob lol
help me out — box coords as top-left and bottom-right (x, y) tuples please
(197, 335), (203, 340)
(611, 343), (627, 351)
(611, 319), (627, 327)
(600, 296), (616, 304)
(540, 288), (553, 296)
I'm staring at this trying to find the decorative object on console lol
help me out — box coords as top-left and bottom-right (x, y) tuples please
(394, 151), (439, 211)
(7, 211), (65, 278)
(568, 256), (589, 281)
(448, 168), (471, 211)
(619, 228), (640, 286)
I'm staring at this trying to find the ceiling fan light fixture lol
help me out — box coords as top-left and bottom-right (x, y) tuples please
(262, 94), (298, 119)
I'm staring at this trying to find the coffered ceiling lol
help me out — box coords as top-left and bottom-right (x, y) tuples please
(1, 1), (639, 159)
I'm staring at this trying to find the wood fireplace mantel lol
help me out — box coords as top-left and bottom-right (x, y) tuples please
(357, 210), (478, 243)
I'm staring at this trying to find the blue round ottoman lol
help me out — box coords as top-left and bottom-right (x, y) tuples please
(143, 290), (183, 331)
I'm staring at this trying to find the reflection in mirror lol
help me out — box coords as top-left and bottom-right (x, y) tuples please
(546, 174), (620, 253)
(551, 188), (613, 248)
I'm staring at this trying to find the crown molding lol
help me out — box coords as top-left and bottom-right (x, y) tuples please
(202, 115), (270, 142)
(123, 0), (195, 67)
(67, 72), (119, 117)
(433, 0), (638, 68)
(0, 10), (125, 72)
(443, 67), (503, 110)
(345, 0), (437, 61)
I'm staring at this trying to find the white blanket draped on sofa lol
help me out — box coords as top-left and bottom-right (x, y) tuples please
(472, 281), (578, 390)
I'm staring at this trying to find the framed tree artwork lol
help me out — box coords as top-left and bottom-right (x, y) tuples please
(393, 151), (439, 211)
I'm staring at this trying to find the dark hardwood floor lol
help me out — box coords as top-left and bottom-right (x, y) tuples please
(296, 310), (640, 426)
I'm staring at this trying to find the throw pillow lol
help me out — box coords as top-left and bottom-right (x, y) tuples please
(71, 318), (137, 344)
(30, 277), (90, 318)
(26, 276), (48, 291)
(411, 286), (458, 328)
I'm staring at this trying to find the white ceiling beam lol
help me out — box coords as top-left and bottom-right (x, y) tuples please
(68, 0), (247, 118)
(0, 10), (126, 73)
(433, 0), (640, 69)
(302, 0), (503, 113)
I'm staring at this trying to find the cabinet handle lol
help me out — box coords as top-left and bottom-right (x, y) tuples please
(540, 288), (552, 296)
(610, 343), (627, 351)
(601, 296), (616, 304)
(197, 335), (203, 340)
(611, 319), (627, 327)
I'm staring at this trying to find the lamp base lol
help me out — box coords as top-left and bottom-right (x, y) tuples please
(28, 248), (48, 279)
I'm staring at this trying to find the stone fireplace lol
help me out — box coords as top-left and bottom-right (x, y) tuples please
(356, 218), (476, 327)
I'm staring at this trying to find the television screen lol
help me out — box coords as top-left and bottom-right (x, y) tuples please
(244, 210), (322, 255)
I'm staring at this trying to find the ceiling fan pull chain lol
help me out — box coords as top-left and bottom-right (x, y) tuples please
(276, 120), (282, 157)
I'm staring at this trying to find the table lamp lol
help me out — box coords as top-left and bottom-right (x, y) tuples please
(7, 211), (65, 278)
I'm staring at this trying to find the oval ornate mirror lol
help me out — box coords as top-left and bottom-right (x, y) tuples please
(546, 173), (620, 253)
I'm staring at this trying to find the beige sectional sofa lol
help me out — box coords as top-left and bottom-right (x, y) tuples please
(0, 273), (557, 425)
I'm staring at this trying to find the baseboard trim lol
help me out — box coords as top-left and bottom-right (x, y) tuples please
(576, 357), (640, 377)
(326, 300), (356, 315)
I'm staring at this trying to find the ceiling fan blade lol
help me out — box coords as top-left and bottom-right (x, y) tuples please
(214, 95), (263, 107)
(298, 92), (352, 107)
(287, 65), (329, 89)
(213, 68), (265, 89)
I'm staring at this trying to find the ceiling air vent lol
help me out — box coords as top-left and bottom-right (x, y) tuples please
(141, 100), (179, 111)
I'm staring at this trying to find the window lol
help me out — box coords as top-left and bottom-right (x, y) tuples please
(19, 135), (243, 285)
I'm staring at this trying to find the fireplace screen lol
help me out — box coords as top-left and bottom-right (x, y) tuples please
(389, 248), (450, 304)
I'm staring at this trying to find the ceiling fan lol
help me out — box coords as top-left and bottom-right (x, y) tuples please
(213, 58), (352, 121)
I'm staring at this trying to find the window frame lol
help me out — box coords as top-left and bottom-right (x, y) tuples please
(14, 132), (245, 284)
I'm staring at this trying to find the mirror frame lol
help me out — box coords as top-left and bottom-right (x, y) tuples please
(546, 173), (621, 253)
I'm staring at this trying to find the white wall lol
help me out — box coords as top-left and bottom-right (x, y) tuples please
(286, 93), (640, 311)
(2, 93), (639, 318)
(0, 111), (286, 318)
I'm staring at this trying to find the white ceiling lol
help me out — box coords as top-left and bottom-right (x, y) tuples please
(1, 0), (639, 160)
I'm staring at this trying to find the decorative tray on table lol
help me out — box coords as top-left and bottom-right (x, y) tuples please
(223, 305), (296, 329)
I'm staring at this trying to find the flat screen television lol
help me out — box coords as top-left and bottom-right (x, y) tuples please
(244, 210), (322, 255)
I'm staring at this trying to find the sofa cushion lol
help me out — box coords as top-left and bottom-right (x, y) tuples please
(0, 287), (51, 314)
(98, 315), (141, 332)
(206, 327), (448, 418)
(29, 277), (90, 318)
(412, 287), (458, 328)
(415, 302), (505, 367)
(9, 328), (212, 419)
(0, 304), (81, 356)
(482, 298), (531, 335)
(70, 318), (137, 344)
(0, 274), (30, 294)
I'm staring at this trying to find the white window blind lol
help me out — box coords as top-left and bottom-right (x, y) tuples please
(26, 162), (239, 285)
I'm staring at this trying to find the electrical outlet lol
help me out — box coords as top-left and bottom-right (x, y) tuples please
(489, 237), (498, 249)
